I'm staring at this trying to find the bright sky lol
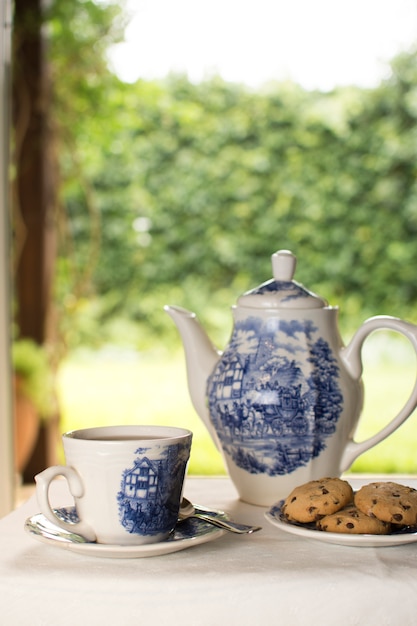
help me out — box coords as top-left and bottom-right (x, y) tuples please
(108, 0), (417, 91)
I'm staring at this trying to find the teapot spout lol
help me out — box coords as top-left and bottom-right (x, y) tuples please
(164, 305), (221, 447)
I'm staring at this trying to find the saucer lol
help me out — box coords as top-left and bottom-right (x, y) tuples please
(25, 506), (226, 558)
(265, 501), (417, 548)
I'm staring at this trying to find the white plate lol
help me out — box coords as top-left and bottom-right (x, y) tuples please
(25, 506), (226, 558)
(265, 501), (417, 547)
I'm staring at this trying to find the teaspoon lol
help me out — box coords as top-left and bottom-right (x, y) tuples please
(178, 498), (262, 534)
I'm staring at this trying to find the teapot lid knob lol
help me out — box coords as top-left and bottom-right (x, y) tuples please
(272, 250), (296, 281)
(237, 248), (328, 309)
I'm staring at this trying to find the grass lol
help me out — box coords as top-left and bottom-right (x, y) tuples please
(57, 347), (225, 475)
(56, 334), (417, 475)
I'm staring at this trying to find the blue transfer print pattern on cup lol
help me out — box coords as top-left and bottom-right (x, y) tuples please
(117, 442), (189, 537)
(207, 316), (343, 476)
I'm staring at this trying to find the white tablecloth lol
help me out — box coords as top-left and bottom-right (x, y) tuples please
(1, 476), (417, 626)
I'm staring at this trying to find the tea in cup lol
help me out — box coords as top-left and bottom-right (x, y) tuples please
(35, 425), (192, 545)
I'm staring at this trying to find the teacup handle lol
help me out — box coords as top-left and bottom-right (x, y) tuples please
(35, 466), (97, 542)
(340, 315), (417, 471)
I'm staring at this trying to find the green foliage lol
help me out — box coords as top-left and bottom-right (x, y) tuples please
(45, 3), (417, 350)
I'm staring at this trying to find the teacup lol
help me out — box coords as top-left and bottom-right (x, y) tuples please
(35, 425), (192, 545)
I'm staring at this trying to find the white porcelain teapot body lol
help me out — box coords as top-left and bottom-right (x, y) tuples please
(166, 250), (417, 506)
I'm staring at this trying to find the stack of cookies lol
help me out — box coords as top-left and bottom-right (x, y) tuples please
(281, 477), (417, 534)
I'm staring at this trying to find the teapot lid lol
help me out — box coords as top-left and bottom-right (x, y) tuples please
(237, 249), (328, 309)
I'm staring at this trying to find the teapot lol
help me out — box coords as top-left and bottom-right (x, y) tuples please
(165, 249), (417, 506)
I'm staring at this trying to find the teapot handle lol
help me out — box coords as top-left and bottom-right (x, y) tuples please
(340, 315), (417, 471)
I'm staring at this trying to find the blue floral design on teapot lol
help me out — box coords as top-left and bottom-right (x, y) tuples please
(207, 316), (343, 476)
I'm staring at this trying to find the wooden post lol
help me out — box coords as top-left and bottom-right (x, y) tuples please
(12, 0), (59, 479)
(13, 0), (57, 345)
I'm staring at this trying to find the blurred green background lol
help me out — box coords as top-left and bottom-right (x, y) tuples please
(14, 1), (417, 476)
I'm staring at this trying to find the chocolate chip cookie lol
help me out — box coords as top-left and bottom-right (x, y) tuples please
(316, 505), (391, 534)
(354, 481), (417, 526)
(282, 477), (354, 523)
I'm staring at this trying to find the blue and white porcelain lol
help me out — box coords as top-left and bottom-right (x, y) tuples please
(25, 505), (227, 558)
(35, 425), (192, 545)
(166, 249), (417, 505)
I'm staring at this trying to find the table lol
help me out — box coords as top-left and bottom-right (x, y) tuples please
(1, 476), (417, 626)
